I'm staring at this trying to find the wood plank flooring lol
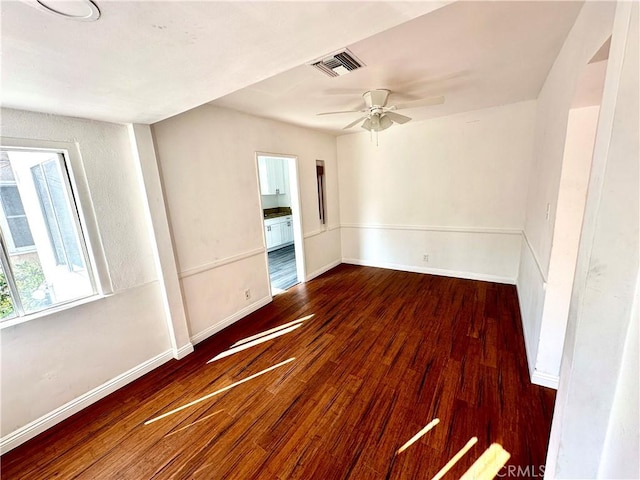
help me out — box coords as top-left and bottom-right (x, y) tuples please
(268, 244), (298, 292)
(1, 265), (556, 479)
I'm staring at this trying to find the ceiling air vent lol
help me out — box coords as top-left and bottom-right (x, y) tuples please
(311, 49), (365, 77)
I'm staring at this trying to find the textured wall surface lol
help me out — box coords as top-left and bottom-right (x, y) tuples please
(152, 105), (341, 341)
(0, 108), (170, 437)
(338, 100), (536, 283)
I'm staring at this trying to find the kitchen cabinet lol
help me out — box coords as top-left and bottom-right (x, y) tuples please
(258, 157), (287, 195)
(265, 215), (293, 251)
(265, 222), (282, 249)
(282, 217), (294, 244)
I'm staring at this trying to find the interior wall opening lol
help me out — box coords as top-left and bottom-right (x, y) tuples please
(537, 37), (610, 377)
(256, 154), (305, 295)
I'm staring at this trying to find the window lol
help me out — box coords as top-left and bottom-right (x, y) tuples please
(316, 160), (326, 225)
(0, 148), (96, 320)
(0, 184), (35, 251)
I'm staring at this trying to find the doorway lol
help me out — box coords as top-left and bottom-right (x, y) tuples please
(256, 153), (305, 295)
(537, 37), (610, 378)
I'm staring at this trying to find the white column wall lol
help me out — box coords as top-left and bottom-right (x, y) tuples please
(545, 3), (639, 477)
(517, 1), (616, 385)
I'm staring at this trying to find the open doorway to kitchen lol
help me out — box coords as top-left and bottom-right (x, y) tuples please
(256, 153), (305, 295)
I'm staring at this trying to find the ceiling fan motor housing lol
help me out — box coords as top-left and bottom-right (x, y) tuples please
(363, 89), (390, 108)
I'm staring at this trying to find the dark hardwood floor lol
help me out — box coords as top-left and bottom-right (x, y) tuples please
(1, 265), (556, 479)
(268, 244), (298, 292)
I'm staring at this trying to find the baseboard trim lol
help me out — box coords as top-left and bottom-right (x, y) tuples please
(0, 349), (174, 454)
(342, 258), (516, 285)
(531, 370), (559, 390)
(305, 260), (341, 282)
(173, 343), (194, 360)
(190, 295), (272, 345)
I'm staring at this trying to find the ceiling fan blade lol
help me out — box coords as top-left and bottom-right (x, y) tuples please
(343, 116), (368, 129)
(388, 91), (423, 102)
(393, 96), (445, 110)
(384, 111), (412, 125)
(317, 110), (362, 116)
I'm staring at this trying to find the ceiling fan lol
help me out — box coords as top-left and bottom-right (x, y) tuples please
(317, 89), (445, 132)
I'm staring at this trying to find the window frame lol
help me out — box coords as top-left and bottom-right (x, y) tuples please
(0, 137), (112, 328)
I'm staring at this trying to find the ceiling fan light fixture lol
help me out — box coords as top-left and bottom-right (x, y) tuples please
(361, 113), (393, 132)
(379, 114), (393, 131)
(370, 114), (381, 130)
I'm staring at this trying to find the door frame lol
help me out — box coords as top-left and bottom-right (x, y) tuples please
(255, 152), (306, 295)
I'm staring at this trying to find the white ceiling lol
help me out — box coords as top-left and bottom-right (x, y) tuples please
(212, 1), (584, 135)
(0, 0), (452, 124)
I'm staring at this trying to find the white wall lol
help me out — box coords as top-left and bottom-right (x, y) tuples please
(151, 105), (340, 343)
(261, 194), (279, 209)
(536, 106), (599, 381)
(128, 124), (193, 359)
(517, 1), (616, 386)
(546, 2), (639, 477)
(0, 109), (172, 448)
(598, 275), (639, 479)
(337, 100), (536, 284)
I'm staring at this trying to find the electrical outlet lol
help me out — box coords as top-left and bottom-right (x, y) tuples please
(423, 254), (429, 263)
(545, 203), (551, 221)
(244, 289), (251, 300)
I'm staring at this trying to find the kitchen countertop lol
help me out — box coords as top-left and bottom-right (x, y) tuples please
(264, 212), (291, 219)
(264, 207), (292, 219)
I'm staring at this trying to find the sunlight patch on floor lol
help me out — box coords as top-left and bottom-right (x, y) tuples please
(397, 418), (440, 454)
(432, 437), (478, 480)
(144, 358), (295, 425)
(208, 324), (303, 363)
(206, 315), (314, 363)
(460, 443), (511, 480)
(396, 421), (510, 480)
(231, 315), (314, 348)
(164, 409), (224, 438)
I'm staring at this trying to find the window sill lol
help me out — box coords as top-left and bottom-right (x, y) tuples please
(0, 293), (109, 329)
